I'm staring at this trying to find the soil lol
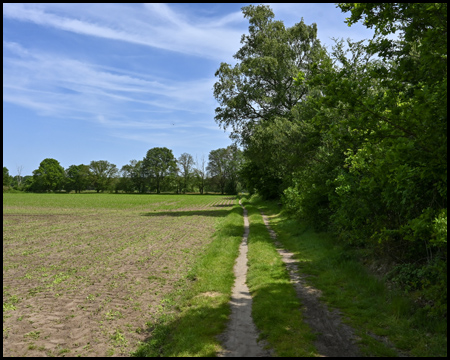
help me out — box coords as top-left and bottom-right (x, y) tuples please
(3, 198), (235, 357)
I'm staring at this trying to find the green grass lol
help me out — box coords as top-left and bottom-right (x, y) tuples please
(132, 200), (243, 357)
(241, 197), (318, 356)
(2, 192), (228, 211)
(247, 195), (447, 357)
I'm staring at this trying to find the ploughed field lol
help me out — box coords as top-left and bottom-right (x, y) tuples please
(3, 193), (235, 357)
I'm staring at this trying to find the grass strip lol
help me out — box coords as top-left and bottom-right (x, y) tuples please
(241, 197), (318, 357)
(132, 201), (243, 357)
(248, 195), (447, 357)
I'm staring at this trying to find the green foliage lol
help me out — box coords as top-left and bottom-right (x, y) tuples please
(119, 160), (146, 193)
(387, 259), (447, 317)
(142, 147), (177, 194)
(65, 164), (90, 193)
(31, 158), (66, 192)
(3, 167), (12, 187)
(89, 160), (118, 193)
(215, 3), (447, 318)
(207, 145), (243, 195)
(177, 153), (194, 194)
(213, 4), (328, 197)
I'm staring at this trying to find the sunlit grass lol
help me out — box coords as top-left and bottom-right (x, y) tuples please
(241, 197), (317, 357)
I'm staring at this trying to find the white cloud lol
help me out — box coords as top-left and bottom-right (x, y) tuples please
(3, 41), (217, 128)
(3, 3), (245, 60)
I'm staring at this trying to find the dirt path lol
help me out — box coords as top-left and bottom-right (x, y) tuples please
(218, 202), (364, 357)
(260, 211), (362, 357)
(217, 201), (272, 357)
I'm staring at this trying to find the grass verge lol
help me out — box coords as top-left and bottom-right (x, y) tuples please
(247, 195), (447, 357)
(132, 200), (243, 357)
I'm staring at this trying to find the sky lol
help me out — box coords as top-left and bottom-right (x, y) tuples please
(3, 3), (376, 177)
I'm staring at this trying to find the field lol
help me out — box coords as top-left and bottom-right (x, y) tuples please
(3, 193), (236, 357)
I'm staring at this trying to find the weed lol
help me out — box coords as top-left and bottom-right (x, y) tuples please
(105, 310), (123, 321)
(24, 331), (40, 340)
(58, 348), (70, 355)
(110, 328), (127, 346)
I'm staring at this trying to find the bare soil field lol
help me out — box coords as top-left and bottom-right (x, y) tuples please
(3, 194), (235, 357)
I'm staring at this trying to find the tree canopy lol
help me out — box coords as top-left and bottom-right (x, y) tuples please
(143, 147), (177, 194)
(32, 158), (66, 192)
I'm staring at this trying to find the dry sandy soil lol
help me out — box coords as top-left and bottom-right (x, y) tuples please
(3, 198), (234, 357)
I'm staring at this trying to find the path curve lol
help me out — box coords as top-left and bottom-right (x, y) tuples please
(217, 201), (271, 357)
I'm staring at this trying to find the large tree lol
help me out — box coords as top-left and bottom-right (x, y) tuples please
(207, 146), (243, 195)
(120, 160), (146, 193)
(213, 4), (328, 198)
(32, 158), (66, 192)
(177, 152), (194, 194)
(214, 4), (326, 145)
(142, 147), (177, 194)
(65, 164), (90, 193)
(89, 160), (118, 193)
(207, 148), (228, 195)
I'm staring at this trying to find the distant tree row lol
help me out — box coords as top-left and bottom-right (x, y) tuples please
(3, 145), (244, 195)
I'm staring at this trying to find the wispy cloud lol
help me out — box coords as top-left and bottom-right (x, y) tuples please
(3, 40), (217, 130)
(3, 3), (245, 60)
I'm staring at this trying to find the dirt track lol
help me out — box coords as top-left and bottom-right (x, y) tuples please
(219, 204), (363, 357)
(217, 201), (272, 357)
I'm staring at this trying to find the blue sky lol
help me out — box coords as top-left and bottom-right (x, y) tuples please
(3, 3), (375, 177)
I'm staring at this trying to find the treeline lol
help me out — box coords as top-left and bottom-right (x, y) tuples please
(213, 4), (446, 317)
(3, 145), (243, 195)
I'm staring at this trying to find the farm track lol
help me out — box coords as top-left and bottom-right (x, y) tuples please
(3, 196), (235, 357)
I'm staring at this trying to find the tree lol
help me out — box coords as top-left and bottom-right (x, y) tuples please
(213, 4), (328, 198)
(178, 153), (194, 193)
(3, 167), (12, 187)
(142, 147), (177, 194)
(32, 158), (66, 192)
(65, 164), (90, 193)
(214, 4), (326, 145)
(207, 146), (243, 195)
(120, 160), (146, 193)
(194, 154), (208, 194)
(207, 148), (228, 194)
(89, 160), (118, 193)
(15, 165), (23, 189)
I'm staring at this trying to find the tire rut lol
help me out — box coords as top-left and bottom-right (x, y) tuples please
(260, 211), (362, 357)
(217, 201), (272, 357)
